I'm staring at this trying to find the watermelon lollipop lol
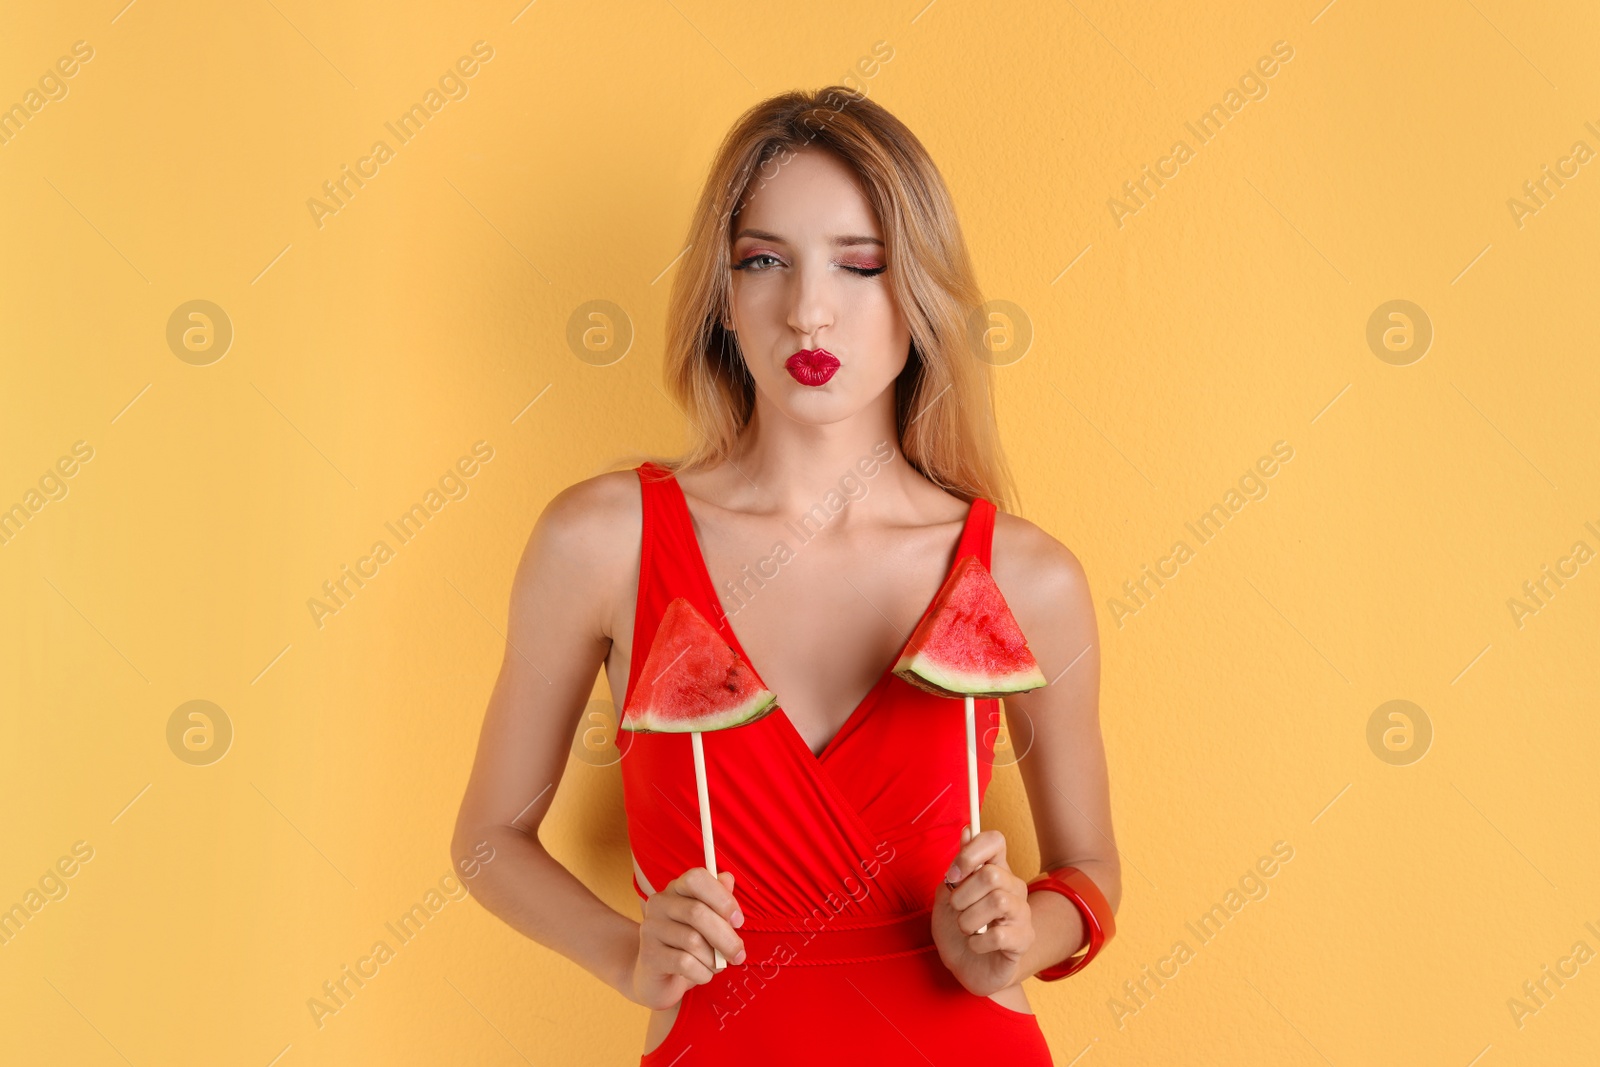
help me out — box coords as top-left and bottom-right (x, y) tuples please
(894, 555), (1046, 932)
(621, 597), (778, 970)
(894, 555), (1048, 701)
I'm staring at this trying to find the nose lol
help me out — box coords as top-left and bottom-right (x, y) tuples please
(785, 260), (835, 343)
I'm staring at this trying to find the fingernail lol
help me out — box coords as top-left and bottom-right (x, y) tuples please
(732, 909), (744, 928)
(944, 864), (961, 883)
(733, 948), (747, 964)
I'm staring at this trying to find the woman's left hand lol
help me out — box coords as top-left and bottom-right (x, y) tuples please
(931, 826), (1035, 996)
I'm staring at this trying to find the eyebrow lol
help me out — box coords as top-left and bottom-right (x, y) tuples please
(732, 228), (883, 248)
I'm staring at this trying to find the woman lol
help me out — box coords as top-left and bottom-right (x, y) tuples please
(452, 86), (1119, 1065)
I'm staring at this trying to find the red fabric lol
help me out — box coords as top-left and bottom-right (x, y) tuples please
(623, 462), (1055, 1065)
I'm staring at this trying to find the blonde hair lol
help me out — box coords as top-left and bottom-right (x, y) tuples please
(632, 86), (1018, 513)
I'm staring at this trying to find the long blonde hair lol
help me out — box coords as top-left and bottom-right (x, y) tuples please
(629, 86), (1018, 513)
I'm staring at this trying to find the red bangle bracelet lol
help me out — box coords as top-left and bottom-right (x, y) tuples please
(1026, 866), (1114, 980)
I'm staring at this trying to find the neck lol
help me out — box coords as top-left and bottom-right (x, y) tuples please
(718, 391), (908, 519)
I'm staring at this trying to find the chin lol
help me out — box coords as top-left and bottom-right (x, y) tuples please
(783, 382), (888, 422)
(780, 396), (858, 425)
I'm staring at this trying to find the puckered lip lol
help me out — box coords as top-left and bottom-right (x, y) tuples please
(785, 348), (840, 369)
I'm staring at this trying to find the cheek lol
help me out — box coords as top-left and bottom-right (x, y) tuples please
(728, 284), (785, 349)
(852, 287), (911, 360)
(732, 279), (775, 317)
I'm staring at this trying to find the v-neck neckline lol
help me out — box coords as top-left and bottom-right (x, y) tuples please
(662, 471), (983, 764)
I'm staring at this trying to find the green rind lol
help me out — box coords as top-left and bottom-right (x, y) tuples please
(625, 690), (779, 734)
(893, 554), (1047, 698)
(894, 652), (1046, 700)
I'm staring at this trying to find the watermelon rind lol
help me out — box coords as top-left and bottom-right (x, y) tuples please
(621, 597), (781, 733)
(891, 554), (1048, 699)
(624, 689), (779, 734)
(893, 650), (1047, 700)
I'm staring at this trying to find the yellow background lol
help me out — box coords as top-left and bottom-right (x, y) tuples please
(3, 0), (1597, 1063)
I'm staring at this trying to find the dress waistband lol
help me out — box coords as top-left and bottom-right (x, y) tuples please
(733, 908), (937, 967)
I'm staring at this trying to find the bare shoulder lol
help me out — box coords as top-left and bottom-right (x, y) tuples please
(510, 468), (642, 638)
(990, 510), (1094, 629)
(532, 468), (641, 545)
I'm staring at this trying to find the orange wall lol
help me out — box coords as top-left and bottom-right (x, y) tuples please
(2, 1), (1596, 1063)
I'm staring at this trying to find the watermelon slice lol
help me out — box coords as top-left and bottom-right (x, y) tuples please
(621, 598), (779, 733)
(894, 555), (1047, 699)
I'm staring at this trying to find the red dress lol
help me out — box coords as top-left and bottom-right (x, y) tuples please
(622, 462), (1056, 1066)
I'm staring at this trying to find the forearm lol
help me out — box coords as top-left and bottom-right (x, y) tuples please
(1018, 859), (1118, 980)
(1018, 888), (1084, 979)
(454, 824), (640, 999)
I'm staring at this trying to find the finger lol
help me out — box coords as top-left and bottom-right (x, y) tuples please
(951, 862), (1024, 913)
(944, 829), (1010, 888)
(652, 942), (717, 985)
(672, 867), (744, 929)
(965, 917), (1027, 958)
(656, 918), (723, 974)
(665, 891), (746, 963)
(955, 886), (1020, 935)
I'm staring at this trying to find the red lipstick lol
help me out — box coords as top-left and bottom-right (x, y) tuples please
(785, 348), (840, 386)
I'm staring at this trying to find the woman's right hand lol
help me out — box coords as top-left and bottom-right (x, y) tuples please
(628, 868), (748, 1009)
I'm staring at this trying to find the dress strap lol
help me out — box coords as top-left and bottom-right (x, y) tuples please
(629, 461), (721, 701)
(629, 462), (674, 702)
(956, 497), (996, 570)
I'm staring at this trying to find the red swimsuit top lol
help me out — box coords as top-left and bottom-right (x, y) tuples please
(620, 461), (1001, 928)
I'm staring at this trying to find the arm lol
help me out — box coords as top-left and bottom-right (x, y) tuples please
(449, 475), (642, 998)
(1007, 530), (1120, 977)
(936, 522), (1121, 991)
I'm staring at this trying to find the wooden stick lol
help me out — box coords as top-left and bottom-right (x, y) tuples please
(966, 695), (989, 935)
(691, 730), (727, 971)
(965, 695), (981, 835)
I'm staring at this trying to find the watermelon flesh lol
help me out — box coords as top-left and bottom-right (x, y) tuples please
(893, 555), (1048, 699)
(621, 598), (779, 733)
